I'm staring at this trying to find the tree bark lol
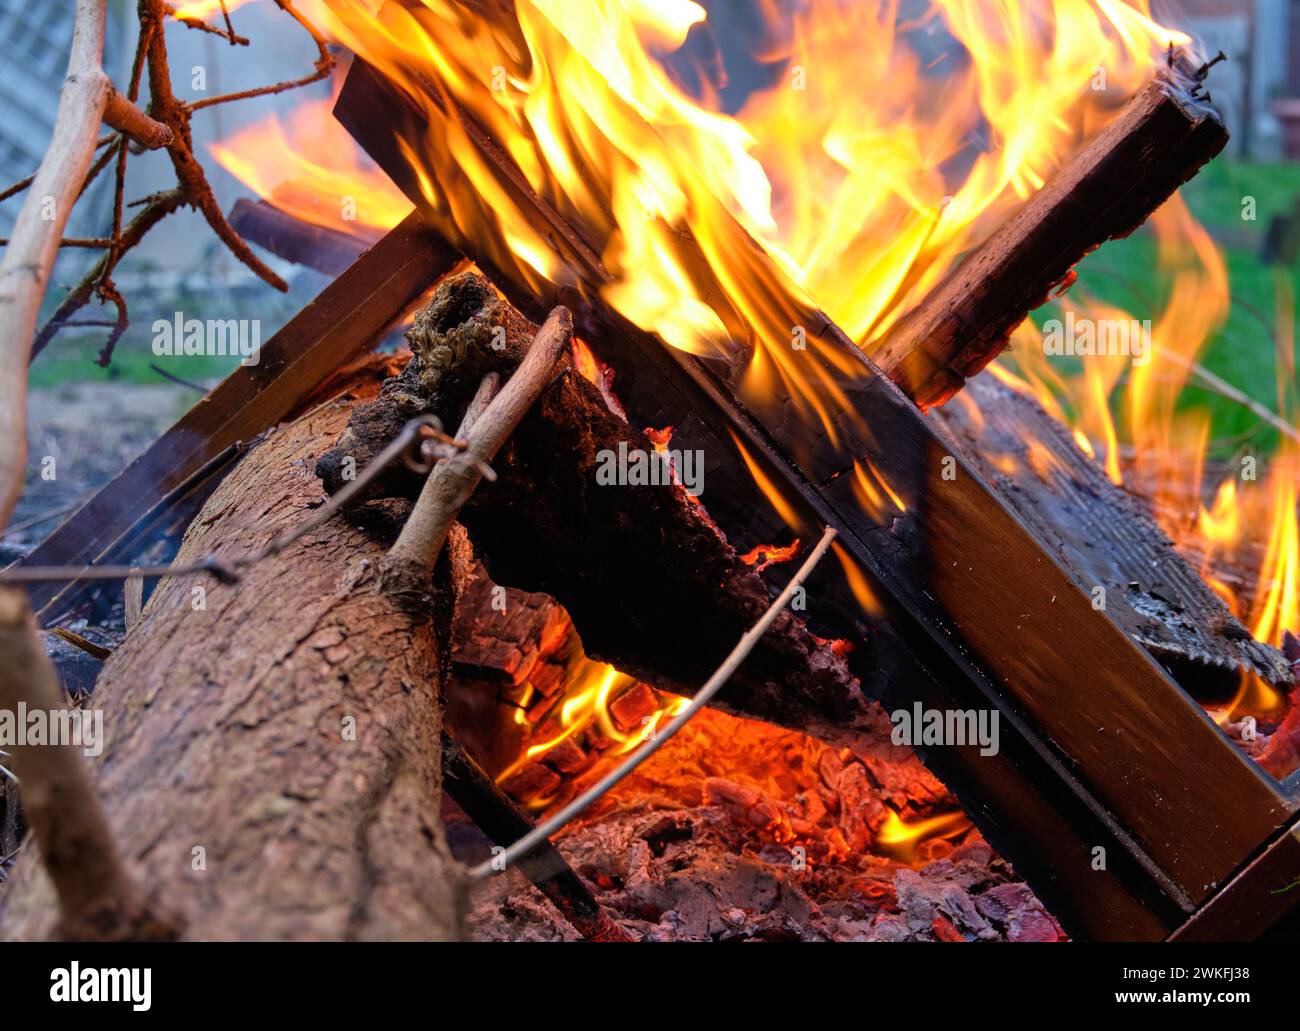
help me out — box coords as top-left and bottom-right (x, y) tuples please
(317, 272), (872, 746)
(0, 388), (465, 940)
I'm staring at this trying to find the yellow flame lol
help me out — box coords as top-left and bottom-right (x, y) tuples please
(210, 95), (412, 236)
(496, 656), (686, 805)
(876, 809), (972, 862)
(173, 0), (260, 20)
(207, 2), (1300, 702)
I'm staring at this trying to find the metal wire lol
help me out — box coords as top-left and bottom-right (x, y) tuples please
(469, 526), (838, 881)
(0, 415), (488, 586)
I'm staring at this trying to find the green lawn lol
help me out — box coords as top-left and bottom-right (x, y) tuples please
(1025, 159), (1300, 457)
(27, 280), (307, 391)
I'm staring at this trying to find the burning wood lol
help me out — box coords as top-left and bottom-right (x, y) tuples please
(333, 48), (1294, 914)
(441, 732), (634, 941)
(2, 0), (1298, 951)
(874, 66), (1230, 407)
(934, 375), (1294, 694)
(316, 272), (870, 742)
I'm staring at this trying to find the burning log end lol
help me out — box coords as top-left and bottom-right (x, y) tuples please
(875, 71), (1230, 408)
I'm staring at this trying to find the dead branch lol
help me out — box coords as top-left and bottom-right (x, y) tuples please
(31, 188), (185, 362)
(19, 0), (340, 374)
(0, 588), (179, 940)
(103, 86), (173, 149)
(0, 0), (164, 528)
(164, 1), (250, 45)
(187, 0), (333, 112)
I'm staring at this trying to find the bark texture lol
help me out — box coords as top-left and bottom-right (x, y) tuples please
(317, 272), (871, 746)
(0, 391), (465, 940)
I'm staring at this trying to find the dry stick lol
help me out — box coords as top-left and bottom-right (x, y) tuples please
(103, 87), (173, 149)
(469, 525), (838, 881)
(382, 307), (574, 596)
(0, 588), (179, 939)
(123, 569), (144, 630)
(0, 0), (168, 530)
(1165, 351), (1300, 447)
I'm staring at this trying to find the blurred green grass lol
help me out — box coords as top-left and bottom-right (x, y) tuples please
(1030, 159), (1300, 456)
(27, 280), (302, 391)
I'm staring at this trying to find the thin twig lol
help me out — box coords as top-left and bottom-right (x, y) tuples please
(383, 308), (575, 594)
(149, 362), (209, 393)
(0, 495), (93, 541)
(164, 2), (250, 44)
(0, 415), (468, 586)
(469, 525), (839, 880)
(186, 0), (333, 112)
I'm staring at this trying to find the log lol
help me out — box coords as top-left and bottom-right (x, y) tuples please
(933, 375), (1294, 693)
(228, 198), (381, 278)
(0, 388), (465, 940)
(317, 271), (871, 746)
(12, 212), (458, 623)
(873, 70), (1229, 407)
(335, 56), (1295, 913)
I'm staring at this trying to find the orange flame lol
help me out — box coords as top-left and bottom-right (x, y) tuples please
(210, 91), (411, 237)
(999, 198), (1299, 703)
(497, 657), (687, 807)
(876, 808), (972, 863)
(208, 2), (1296, 711)
(173, 0), (259, 19)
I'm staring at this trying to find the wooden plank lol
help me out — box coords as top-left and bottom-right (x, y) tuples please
(933, 375), (1294, 692)
(336, 58), (1294, 907)
(227, 199), (381, 277)
(11, 212), (457, 618)
(873, 71), (1229, 407)
(1168, 818), (1300, 941)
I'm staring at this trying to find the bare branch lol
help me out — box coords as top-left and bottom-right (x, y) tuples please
(381, 307), (574, 601)
(0, 0), (115, 529)
(0, 588), (180, 939)
(163, 1), (250, 45)
(186, 0), (334, 112)
(103, 86), (172, 149)
(31, 188), (185, 362)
